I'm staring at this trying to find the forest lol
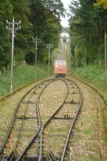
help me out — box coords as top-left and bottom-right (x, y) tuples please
(0, 0), (107, 70)
(0, 0), (65, 69)
(69, 0), (107, 66)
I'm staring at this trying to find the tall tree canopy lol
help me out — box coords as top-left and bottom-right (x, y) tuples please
(0, 1), (13, 68)
(94, 0), (107, 9)
(69, 0), (107, 66)
(0, 0), (65, 68)
(30, 0), (65, 62)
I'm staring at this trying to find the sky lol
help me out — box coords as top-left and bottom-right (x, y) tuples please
(61, 0), (71, 27)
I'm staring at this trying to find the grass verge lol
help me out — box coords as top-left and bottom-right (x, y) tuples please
(0, 64), (53, 97)
(69, 64), (107, 143)
(69, 65), (106, 99)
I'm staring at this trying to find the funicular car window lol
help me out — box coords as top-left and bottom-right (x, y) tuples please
(56, 60), (66, 65)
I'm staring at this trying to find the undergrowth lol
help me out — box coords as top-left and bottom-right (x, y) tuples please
(0, 64), (53, 96)
(69, 65), (105, 91)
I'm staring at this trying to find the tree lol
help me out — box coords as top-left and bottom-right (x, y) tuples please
(94, 0), (107, 9)
(30, 0), (64, 63)
(0, 1), (13, 69)
(10, 0), (32, 61)
(69, 0), (107, 65)
(0, 0), (65, 67)
(42, 0), (65, 17)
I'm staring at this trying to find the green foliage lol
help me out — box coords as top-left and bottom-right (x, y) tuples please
(85, 157), (92, 161)
(25, 52), (35, 64)
(94, 0), (107, 9)
(70, 64), (105, 90)
(0, 1), (13, 68)
(14, 49), (25, 61)
(0, 0), (13, 17)
(83, 129), (93, 135)
(31, 0), (64, 62)
(0, 64), (52, 96)
(10, 0), (32, 51)
(0, 0), (65, 68)
(69, 0), (107, 65)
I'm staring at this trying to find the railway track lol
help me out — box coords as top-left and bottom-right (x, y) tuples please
(0, 77), (82, 161)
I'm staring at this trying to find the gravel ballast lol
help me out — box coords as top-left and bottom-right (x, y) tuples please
(0, 77), (107, 160)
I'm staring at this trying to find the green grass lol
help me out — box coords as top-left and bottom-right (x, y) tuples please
(69, 64), (107, 144)
(67, 42), (105, 92)
(69, 65), (106, 92)
(85, 157), (92, 161)
(83, 129), (93, 135)
(0, 64), (53, 96)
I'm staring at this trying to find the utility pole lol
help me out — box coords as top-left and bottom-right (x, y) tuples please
(76, 58), (78, 75)
(84, 47), (87, 79)
(75, 46), (78, 75)
(105, 32), (107, 88)
(32, 36), (41, 66)
(46, 43), (52, 77)
(62, 37), (66, 59)
(6, 18), (21, 93)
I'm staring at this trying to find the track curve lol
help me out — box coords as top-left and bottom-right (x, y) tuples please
(0, 77), (83, 161)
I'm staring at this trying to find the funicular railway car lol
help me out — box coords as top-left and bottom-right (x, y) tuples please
(54, 59), (67, 77)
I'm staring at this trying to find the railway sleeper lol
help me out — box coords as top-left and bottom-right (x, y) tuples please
(24, 155), (46, 161)
(0, 152), (14, 161)
(65, 100), (74, 104)
(33, 91), (38, 94)
(43, 132), (68, 136)
(66, 100), (79, 105)
(48, 151), (58, 161)
(71, 86), (74, 88)
(54, 116), (75, 120)
(16, 116), (37, 120)
(69, 91), (78, 94)
(42, 135), (66, 140)
(21, 101), (36, 104)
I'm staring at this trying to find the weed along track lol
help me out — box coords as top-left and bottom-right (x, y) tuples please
(0, 77), (82, 161)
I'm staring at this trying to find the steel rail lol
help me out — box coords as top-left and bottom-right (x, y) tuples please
(16, 78), (58, 161)
(0, 78), (56, 160)
(8, 94), (36, 161)
(0, 85), (35, 156)
(38, 78), (69, 161)
(60, 77), (83, 161)
(16, 106), (40, 161)
(0, 77), (82, 161)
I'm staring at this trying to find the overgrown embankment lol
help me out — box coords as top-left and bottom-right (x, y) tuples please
(69, 65), (106, 98)
(0, 64), (53, 97)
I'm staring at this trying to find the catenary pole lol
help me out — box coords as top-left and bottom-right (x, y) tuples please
(36, 36), (37, 66)
(84, 47), (87, 79)
(105, 32), (107, 88)
(32, 36), (41, 66)
(46, 44), (52, 77)
(6, 18), (21, 93)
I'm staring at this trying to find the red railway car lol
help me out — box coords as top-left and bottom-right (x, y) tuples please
(54, 59), (67, 77)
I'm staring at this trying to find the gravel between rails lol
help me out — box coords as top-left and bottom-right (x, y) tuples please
(0, 81), (42, 147)
(0, 77), (107, 161)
